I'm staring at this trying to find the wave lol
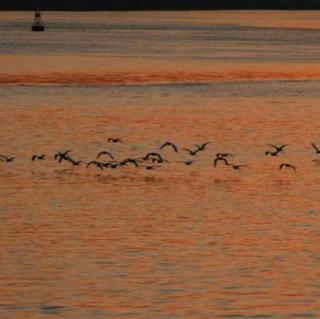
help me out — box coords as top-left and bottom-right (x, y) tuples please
(1, 70), (320, 86)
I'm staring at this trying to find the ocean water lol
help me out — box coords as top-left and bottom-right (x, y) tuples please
(1, 11), (320, 319)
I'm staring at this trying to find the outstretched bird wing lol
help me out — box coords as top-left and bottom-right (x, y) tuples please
(198, 142), (211, 150)
(87, 161), (97, 168)
(290, 165), (296, 172)
(183, 148), (197, 155)
(97, 151), (114, 159)
(267, 144), (278, 150)
(214, 157), (228, 167)
(160, 142), (178, 153)
(145, 152), (162, 160)
(311, 143), (320, 152)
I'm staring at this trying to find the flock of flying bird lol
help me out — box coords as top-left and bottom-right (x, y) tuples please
(2, 139), (320, 173)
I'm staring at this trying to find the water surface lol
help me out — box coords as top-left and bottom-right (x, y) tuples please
(1, 11), (320, 319)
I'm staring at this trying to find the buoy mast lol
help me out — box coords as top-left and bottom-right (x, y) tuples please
(31, 7), (45, 31)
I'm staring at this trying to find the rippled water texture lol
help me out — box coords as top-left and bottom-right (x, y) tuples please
(1, 11), (320, 319)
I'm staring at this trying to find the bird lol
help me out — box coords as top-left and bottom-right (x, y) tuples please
(96, 151), (114, 160)
(267, 144), (287, 153)
(265, 151), (280, 156)
(228, 164), (247, 170)
(31, 154), (46, 161)
(183, 147), (201, 156)
(143, 152), (162, 160)
(107, 138), (123, 143)
(176, 160), (196, 166)
(154, 157), (169, 164)
(108, 163), (120, 169)
(143, 165), (161, 170)
(160, 142), (178, 153)
(194, 142), (211, 151)
(311, 143), (320, 154)
(0, 154), (15, 162)
(69, 160), (82, 166)
(87, 161), (104, 170)
(143, 152), (168, 163)
(216, 153), (233, 158)
(54, 150), (72, 163)
(214, 157), (229, 167)
(120, 158), (140, 167)
(279, 163), (296, 172)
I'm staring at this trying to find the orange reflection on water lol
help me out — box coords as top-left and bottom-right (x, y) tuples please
(1, 67), (320, 86)
(1, 10), (320, 319)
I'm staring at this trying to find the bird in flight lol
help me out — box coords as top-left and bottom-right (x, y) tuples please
(279, 163), (296, 172)
(214, 157), (229, 167)
(160, 142), (178, 153)
(0, 154), (15, 162)
(105, 162), (120, 169)
(228, 163), (247, 170)
(87, 161), (104, 170)
(183, 147), (201, 156)
(143, 152), (169, 163)
(216, 153), (233, 158)
(120, 158), (140, 167)
(265, 150), (280, 156)
(194, 142), (211, 151)
(143, 165), (161, 170)
(69, 159), (82, 166)
(176, 160), (196, 166)
(31, 154), (46, 161)
(265, 144), (287, 157)
(107, 138), (123, 143)
(267, 144), (287, 153)
(96, 151), (114, 160)
(54, 150), (72, 163)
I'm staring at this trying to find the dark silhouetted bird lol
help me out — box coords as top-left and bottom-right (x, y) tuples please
(143, 152), (162, 160)
(183, 147), (201, 156)
(0, 154), (15, 162)
(69, 160), (82, 166)
(265, 151), (280, 156)
(214, 157), (229, 167)
(54, 150), (72, 163)
(177, 160), (196, 166)
(120, 158), (140, 167)
(216, 153), (233, 158)
(267, 144), (287, 153)
(194, 142), (211, 151)
(160, 142), (178, 153)
(229, 163), (247, 170)
(87, 161), (104, 170)
(279, 163), (296, 172)
(32, 154), (46, 161)
(96, 151), (114, 160)
(107, 138), (123, 143)
(143, 152), (168, 163)
(143, 165), (161, 170)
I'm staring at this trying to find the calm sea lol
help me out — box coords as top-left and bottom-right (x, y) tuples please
(1, 11), (320, 319)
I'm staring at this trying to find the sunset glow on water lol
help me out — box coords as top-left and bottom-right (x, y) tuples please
(1, 11), (320, 319)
